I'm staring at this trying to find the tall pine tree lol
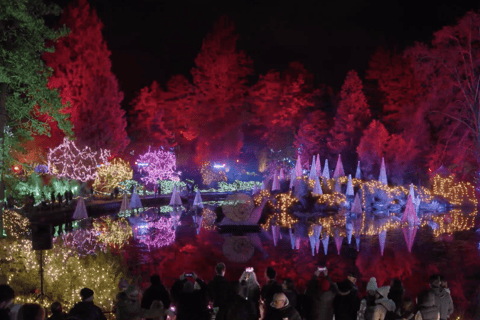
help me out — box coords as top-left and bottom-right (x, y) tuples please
(327, 70), (371, 163)
(43, 0), (128, 156)
(0, 0), (72, 235)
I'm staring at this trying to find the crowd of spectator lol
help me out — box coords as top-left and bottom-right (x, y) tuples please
(0, 263), (455, 320)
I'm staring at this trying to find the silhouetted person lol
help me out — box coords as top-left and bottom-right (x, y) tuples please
(141, 275), (170, 320)
(261, 267), (283, 319)
(69, 288), (106, 320)
(48, 302), (66, 320)
(207, 263), (234, 320)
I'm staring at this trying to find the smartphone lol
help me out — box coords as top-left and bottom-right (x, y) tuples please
(246, 267), (254, 272)
(185, 273), (193, 277)
(170, 306), (176, 311)
(317, 266), (326, 271)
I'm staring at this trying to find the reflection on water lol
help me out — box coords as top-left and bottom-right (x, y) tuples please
(47, 203), (480, 315)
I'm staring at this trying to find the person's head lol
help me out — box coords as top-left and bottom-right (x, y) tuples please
(183, 281), (194, 293)
(80, 288), (94, 302)
(215, 262), (226, 276)
(438, 275), (448, 288)
(0, 284), (15, 307)
(266, 267), (276, 280)
(337, 280), (352, 294)
(347, 271), (357, 284)
(50, 302), (62, 315)
(150, 274), (161, 286)
(366, 277), (378, 296)
(271, 293), (289, 309)
(282, 278), (295, 291)
(17, 303), (44, 320)
(391, 278), (403, 289)
(429, 274), (441, 288)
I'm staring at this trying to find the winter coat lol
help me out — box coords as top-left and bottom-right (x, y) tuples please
(388, 287), (404, 312)
(429, 287), (453, 320)
(365, 298), (396, 320)
(176, 279), (210, 320)
(244, 283), (261, 319)
(333, 289), (361, 320)
(416, 291), (440, 320)
(308, 289), (335, 320)
(207, 275), (234, 310)
(264, 303), (302, 320)
(261, 280), (283, 318)
(68, 301), (107, 320)
(141, 284), (171, 320)
(116, 293), (164, 320)
(220, 294), (257, 320)
(284, 289), (298, 309)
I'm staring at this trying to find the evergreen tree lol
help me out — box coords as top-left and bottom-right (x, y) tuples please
(190, 16), (253, 163)
(294, 110), (329, 165)
(0, 0), (72, 235)
(43, 0), (129, 156)
(328, 70), (371, 157)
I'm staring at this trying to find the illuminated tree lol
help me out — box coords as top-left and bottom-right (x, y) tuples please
(190, 16), (253, 163)
(93, 158), (133, 192)
(47, 137), (110, 182)
(405, 11), (480, 178)
(136, 217), (177, 249)
(43, 0), (129, 155)
(0, 0), (72, 236)
(294, 110), (329, 165)
(328, 70), (371, 156)
(137, 147), (178, 185)
(250, 63), (313, 147)
(357, 120), (419, 184)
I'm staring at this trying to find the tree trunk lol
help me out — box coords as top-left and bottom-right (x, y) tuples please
(0, 82), (7, 237)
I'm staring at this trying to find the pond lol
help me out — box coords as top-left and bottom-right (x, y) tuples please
(2, 202), (480, 319)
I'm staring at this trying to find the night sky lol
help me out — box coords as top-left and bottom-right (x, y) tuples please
(50, 0), (479, 110)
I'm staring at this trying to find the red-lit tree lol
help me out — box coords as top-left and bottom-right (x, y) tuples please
(250, 62), (313, 165)
(129, 81), (174, 152)
(294, 109), (329, 164)
(357, 120), (389, 180)
(405, 11), (480, 179)
(357, 120), (420, 184)
(328, 70), (371, 157)
(43, 0), (129, 156)
(190, 16), (253, 163)
(366, 48), (425, 134)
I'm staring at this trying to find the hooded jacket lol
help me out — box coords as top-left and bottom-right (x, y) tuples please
(417, 291), (440, 320)
(69, 301), (107, 320)
(429, 287), (453, 320)
(264, 300), (302, 320)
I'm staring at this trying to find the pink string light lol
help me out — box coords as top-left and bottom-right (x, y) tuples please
(137, 147), (179, 185)
(47, 137), (111, 182)
(135, 216), (178, 249)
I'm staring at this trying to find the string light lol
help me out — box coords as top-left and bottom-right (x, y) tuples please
(93, 158), (133, 192)
(0, 239), (127, 313)
(2, 209), (30, 239)
(201, 161), (227, 185)
(135, 216), (178, 249)
(137, 147), (179, 185)
(47, 137), (110, 182)
(261, 192), (298, 230)
(92, 216), (133, 249)
(201, 208), (217, 230)
(431, 174), (477, 206)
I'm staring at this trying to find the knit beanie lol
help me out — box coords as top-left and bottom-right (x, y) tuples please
(366, 277), (378, 292)
(80, 288), (94, 301)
